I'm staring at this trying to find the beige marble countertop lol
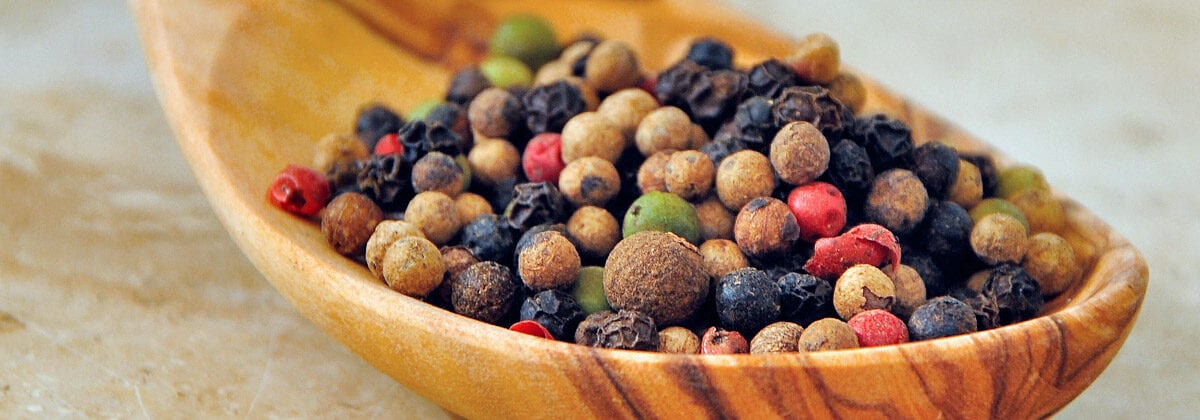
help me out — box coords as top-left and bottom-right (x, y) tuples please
(2, 1), (1196, 418)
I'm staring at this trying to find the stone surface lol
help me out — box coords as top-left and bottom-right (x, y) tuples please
(0, 0), (1196, 417)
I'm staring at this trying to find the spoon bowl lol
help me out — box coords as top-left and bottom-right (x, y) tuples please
(133, 0), (1148, 417)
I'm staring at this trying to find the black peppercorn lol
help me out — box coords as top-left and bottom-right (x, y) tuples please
(772, 86), (852, 139)
(356, 154), (414, 211)
(732, 96), (778, 152)
(776, 272), (834, 325)
(522, 80), (587, 134)
(982, 263), (1044, 326)
(325, 157), (364, 196)
(459, 214), (517, 263)
(902, 248), (950, 296)
(520, 289), (585, 339)
(907, 296), (978, 340)
(445, 66), (492, 106)
(917, 200), (974, 259)
(850, 115), (914, 171)
(685, 69), (748, 133)
(824, 138), (875, 197)
(685, 38), (734, 70)
(423, 102), (473, 151)
(715, 268), (781, 334)
(948, 287), (1001, 330)
(398, 119), (461, 165)
(746, 59), (801, 98)
(702, 127), (749, 165)
(354, 103), (403, 150)
(655, 60), (707, 111)
(578, 309), (659, 351)
(451, 261), (518, 324)
(910, 142), (961, 199)
(504, 182), (566, 231)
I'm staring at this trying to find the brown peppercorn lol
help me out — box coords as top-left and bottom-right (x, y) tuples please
(518, 230), (582, 290)
(734, 197), (800, 258)
(405, 191), (462, 246)
(770, 121), (830, 185)
(468, 138), (521, 187)
(598, 88), (659, 146)
(312, 133), (368, 174)
(833, 264), (896, 320)
(321, 192), (383, 256)
(695, 195), (735, 240)
(562, 76), (601, 112)
(1023, 232), (1079, 295)
(560, 112), (625, 164)
(434, 245), (479, 303)
(636, 150), (675, 194)
(970, 213), (1028, 265)
(451, 261), (517, 324)
(584, 39), (641, 93)
(716, 150), (776, 212)
(699, 239), (749, 281)
(865, 169), (929, 236)
(412, 151), (466, 197)
(658, 326), (701, 354)
(786, 32), (841, 85)
(378, 236), (445, 298)
(798, 318), (859, 351)
(1008, 188), (1067, 234)
(604, 231), (710, 325)
(689, 123), (711, 149)
(948, 159), (984, 209)
(365, 220), (424, 279)
(664, 150), (716, 201)
(579, 310), (660, 350)
(635, 107), (693, 157)
(468, 87), (523, 139)
(558, 156), (621, 207)
(827, 71), (866, 113)
(887, 264), (927, 320)
(750, 321), (804, 354)
(574, 310), (613, 345)
(454, 192), (493, 226)
(532, 59), (571, 86)
(567, 206), (621, 260)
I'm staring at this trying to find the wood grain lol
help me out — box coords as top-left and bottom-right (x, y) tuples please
(131, 0), (1148, 417)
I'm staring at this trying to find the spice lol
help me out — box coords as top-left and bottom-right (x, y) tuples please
(373, 133), (403, 156)
(911, 142), (961, 200)
(732, 96), (777, 152)
(578, 310), (660, 350)
(522, 132), (567, 183)
(489, 14), (558, 70)
(267, 165), (331, 218)
(804, 223), (901, 280)
(411, 151), (465, 197)
(1022, 232), (1078, 296)
(518, 230), (581, 290)
(377, 236), (445, 298)
(468, 138), (521, 188)
(962, 153), (999, 198)
(969, 198), (1030, 233)
(733, 197), (800, 258)
(827, 71), (866, 113)
(699, 239), (749, 280)
(716, 268), (782, 333)
(574, 310), (613, 345)
(480, 55), (533, 89)
(558, 156), (621, 207)
(715, 150), (775, 211)
(785, 182), (847, 242)
(659, 326), (701, 354)
(917, 200), (974, 259)
(771, 122), (830, 186)
(700, 130), (748, 166)
(685, 69), (748, 133)
(1008, 188), (1066, 234)
(567, 206), (621, 260)
(982, 263), (1044, 326)
(445, 66), (492, 105)
(847, 310), (909, 347)
(459, 213), (517, 263)
(512, 223), (570, 266)
(522, 80), (587, 134)
(825, 138), (875, 198)
(947, 159), (983, 209)
(685, 38), (734, 70)
(604, 231), (710, 325)
(777, 272), (834, 325)
(622, 191), (702, 245)
(597, 88), (659, 145)
(865, 169), (929, 236)
(560, 112), (625, 164)
(798, 318), (859, 351)
(970, 213), (1028, 265)
(851, 115), (913, 171)
(504, 181), (566, 231)
(996, 164), (1048, 199)
(773, 86), (851, 139)
(467, 87), (524, 139)
(354, 103), (403, 149)
(571, 266), (611, 315)
(907, 296), (978, 340)
(424, 102), (474, 151)
(636, 150), (674, 194)
(832, 264), (896, 320)
(357, 154), (414, 211)
(404, 191), (462, 246)
(655, 60), (706, 111)
(397, 119), (462, 165)
(700, 327), (749, 354)
(750, 321), (804, 354)
(887, 264), (927, 320)
(451, 261), (517, 324)
(786, 32), (840, 85)
(453, 192), (493, 226)
(313, 133), (369, 175)
(664, 150), (716, 201)
(509, 320), (554, 339)
(324, 154), (364, 196)
(695, 196), (735, 240)
(520, 289), (585, 339)
(948, 287), (1001, 330)
(366, 219), (425, 279)
(635, 107), (693, 157)
(321, 192), (383, 256)
(584, 39), (642, 93)
(746, 59), (800, 98)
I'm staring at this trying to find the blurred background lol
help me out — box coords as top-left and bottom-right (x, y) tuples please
(1, 0), (1196, 417)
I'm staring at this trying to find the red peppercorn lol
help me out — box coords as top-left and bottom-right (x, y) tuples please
(786, 182), (847, 242)
(637, 74), (657, 98)
(846, 309), (909, 347)
(804, 223), (900, 279)
(509, 320), (554, 339)
(522, 132), (567, 183)
(373, 133), (404, 156)
(700, 326), (749, 354)
(267, 164), (330, 217)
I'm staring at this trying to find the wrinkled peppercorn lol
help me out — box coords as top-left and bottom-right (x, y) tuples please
(911, 143), (961, 199)
(324, 155), (364, 196)
(425, 101), (474, 150)
(398, 119), (461, 165)
(907, 296), (978, 340)
(685, 38), (734, 70)
(579, 310), (660, 350)
(522, 80), (587, 134)
(825, 138), (875, 197)
(520, 289), (585, 339)
(982, 263), (1044, 326)
(777, 272), (834, 325)
(716, 268), (782, 333)
(354, 103), (403, 150)
(685, 69), (748, 133)
(451, 261), (518, 324)
(732, 96), (778, 152)
(357, 154), (414, 211)
(655, 60), (706, 109)
(948, 287), (1001, 330)
(459, 214), (517, 263)
(746, 59), (801, 98)
(773, 86), (852, 139)
(505, 182), (566, 231)
(701, 128), (749, 165)
(446, 66), (492, 105)
(851, 115), (914, 171)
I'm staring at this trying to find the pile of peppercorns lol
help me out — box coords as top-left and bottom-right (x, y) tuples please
(266, 15), (1081, 354)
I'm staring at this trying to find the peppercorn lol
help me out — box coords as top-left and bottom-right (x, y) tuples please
(357, 154), (414, 211)
(520, 289), (584, 339)
(847, 309), (909, 347)
(405, 191), (462, 245)
(512, 223), (569, 265)
(887, 264), (927, 320)
(559, 39), (596, 73)
(324, 155), (364, 196)
(354, 103), (403, 149)
(833, 264), (896, 320)
(966, 269), (992, 292)
(699, 239), (749, 281)
(748, 321), (803, 354)
(376, 236), (445, 298)
(970, 213), (1028, 265)
(451, 261), (517, 324)
(827, 71), (866, 113)
(597, 88), (659, 145)
(947, 287), (1001, 330)
(374, 133), (403, 156)
(851, 115), (914, 171)
(563, 76), (601, 112)
(567, 206), (620, 260)
(635, 107), (693, 157)
(982, 263), (1044, 326)
(468, 138), (521, 187)
(623, 191), (702, 245)
(433, 245), (480, 304)
(701, 129), (749, 165)
(558, 157), (621, 207)
(366, 219), (424, 278)
(453, 192), (493, 226)
(746, 59), (800, 98)
(518, 230), (581, 290)
(636, 150), (674, 194)
(786, 32), (840, 85)
(604, 231), (710, 326)
(730, 96), (777, 152)
(701, 327), (749, 354)
(1022, 232), (1079, 296)
(522, 132), (567, 183)
(684, 37), (734, 70)
(776, 272), (834, 325)
(555, 113), (626, 166)
(917, 200), (974, 259)
(522, 80), (587, 134)
(911, 142), (961, 199)
(695, 196), (735, 240)
(480, 55), (532, 89)
(445, 66), (492, 105)
(962, 153), (999, 198)
(533, 59), (571, 86)
(996, 164), (1049, 199)
(397, 119), (461, 165)
(716, 268), (781, 333)
(865, 169), (929, 236)
(907, 296), (978, 340)
(424, 102), (474, 150)
(825, 138), (875, 198)
(798, 318), (859, 351)
(321, 192), (383, 256)
(459, 213), (516, 263)
(489, 14), (558, 70)
(785, 182), (847, 242)
(584, 40), (641, 93)
(664, 150), (715, 201)
(268, 165), (331, 218)
(510, 320), (554, 339)
(685, 69), (748, 133)
(579, 310), (660, 351)
(313, 133), (369, 175)
(901, 248), (949, 296)
(574, 310), (612, 345)
(572, 266), (611, 315)
(411, 151), (465, 197)
(770, 121), (830, 186)
(948, 159), (983, 209)
(467, 88), (523, 139)
(655, 60), (706, 111)
(804, 223), (901, 280)
(659, 326), (701, 354)
(1008, 188), (1066, 234)
(504, 182), (565, 231)
(969, 198), (1030, 233)
(734, 197), (800, 258)
(716, 150), (775, 211)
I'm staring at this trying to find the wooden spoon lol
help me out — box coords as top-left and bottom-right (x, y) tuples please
(132, 0), (1148, 417)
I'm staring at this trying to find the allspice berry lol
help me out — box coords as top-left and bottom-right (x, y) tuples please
(312, 133), (368, 174)
(467, 87), (523, 139)
(567, 206), (621, 260)
(664, 150), (716, 201)
(321, 192), (383, 256)
(786, 32), (840, 85)
(970, 213), (1028, 265)
(558, 156), (621, 207)
(468, 138), (521, 187)
(865, 169), (929, 236)
(635, 107), (693, 157)
(734, 197), (800, 258)
(833, 264), (896, 320)
(451, 261), (517, 324)
(716, 150), (776, 212)
(695, 195), (735, 240)
(518, 230), (582, 290)
(770, 121), (830, 186)
(1022, 232), (1078, 295)
(598, 88), (659, 145)
(454, 192), (493, 226)
(799, 318), (859, 351)
(699, 239), (749, 281)
(887, 264), (927, 320)
(366, 220), (425, 278)
(560, 112), (625, 164)
(604, 231), (710, 325)
(412, 151), (466, 197)
(584, 39), (642, 93)
(405, 191), (462, 246)
(637, 150), (675, 194)
(658, 326), (701, 354)
(378, 236), (445, 298)
(440, 246), (479, 286)
(750, 321), (804, 354)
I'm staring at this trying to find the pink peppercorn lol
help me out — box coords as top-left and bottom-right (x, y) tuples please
(267, 164), (330, 217)
(786, 182), (847, 242)
(804, 223), (900, 279)
(373, 133), (403, 156)
(700, 327), (749, 354)
(522, 132), (567, 183)
(847, 309), (909, 347)
(509, 320), (554, 339)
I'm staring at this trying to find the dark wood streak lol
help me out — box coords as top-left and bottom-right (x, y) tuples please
(750, 362), (801, 418)
(803, 363), (905, 419)
(663, 358), (733, 419)
(591, 349), (655, 420)
(563, 350), (639, 418)
(898, 348), (959, 419)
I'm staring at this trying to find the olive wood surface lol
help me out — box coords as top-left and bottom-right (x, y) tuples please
(132, 0), (1148, 418)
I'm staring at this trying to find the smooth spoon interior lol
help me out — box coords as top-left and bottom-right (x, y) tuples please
(132, 0), (1148, 417)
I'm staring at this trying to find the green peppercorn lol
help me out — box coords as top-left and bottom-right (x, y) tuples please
(572, 266), (611, 315)
(623, 191), (703, 245)
(969, 197), (1030, 233)
(997, 164), (1049, 199)
(489, 14), (559, 70)
(480, 55), (533, 89)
